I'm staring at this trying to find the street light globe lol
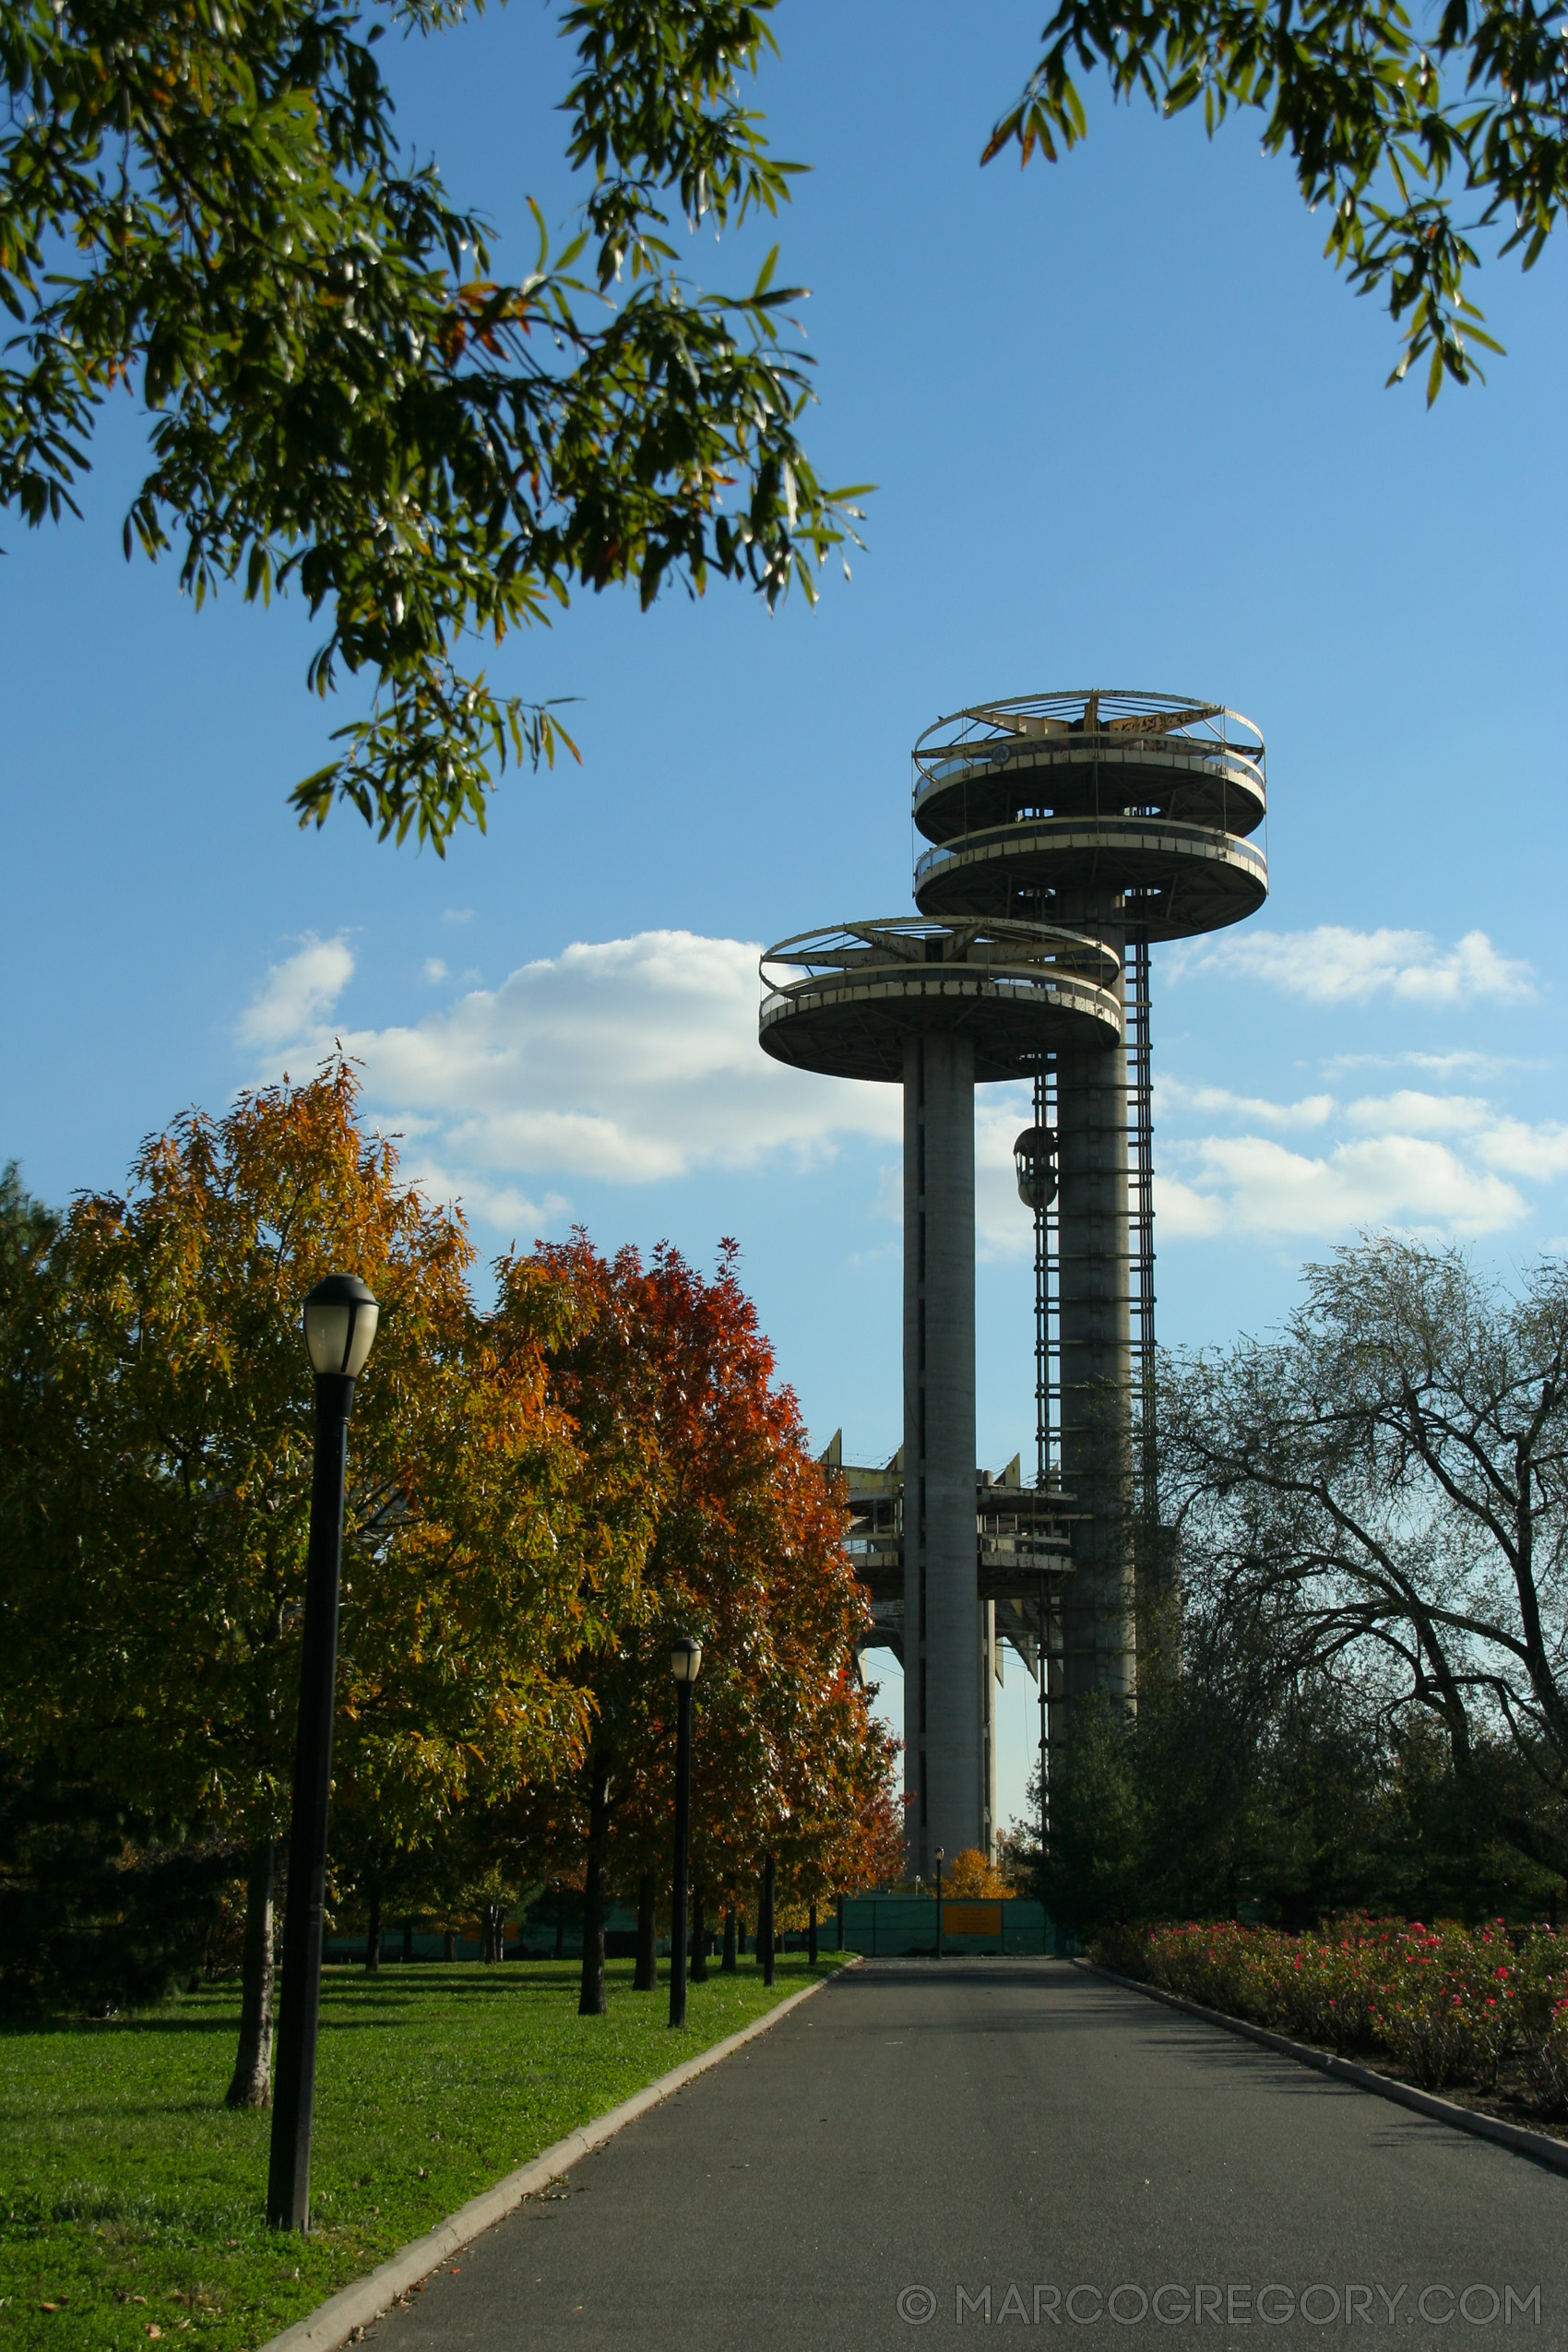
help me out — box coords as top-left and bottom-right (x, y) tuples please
(934, 1847), (944, 1864)
(303, 1274), (380, 1379)
(670, 1635), (704, 1684)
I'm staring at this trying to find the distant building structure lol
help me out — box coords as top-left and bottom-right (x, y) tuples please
(818, 1432), (1073, 1860)
(761, 692), (1268, 1870)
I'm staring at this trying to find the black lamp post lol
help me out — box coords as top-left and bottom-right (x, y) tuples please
(267, 1274), (379, 2232)
(668, 1634), (702, 2028)
(934, 1846), (945, 1960)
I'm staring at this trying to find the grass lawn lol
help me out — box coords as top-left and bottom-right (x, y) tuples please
(0, 1955), (842, 2351)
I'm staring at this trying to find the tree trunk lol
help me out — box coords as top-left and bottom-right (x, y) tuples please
(402, 1917), (414, 1965)
(224, 1840), (277, 2108)
(760, 1855), (776, 1988)
(443, 1930), (457, 1961)
(808, 1899), (818, 1967)
(634, 1870), (658, 1990)
(578, 1749), (611, 2016)
(721, 1908), (737, 1973)
(365, 1886), (382, 1972)
(691, 1879), (708, 1983)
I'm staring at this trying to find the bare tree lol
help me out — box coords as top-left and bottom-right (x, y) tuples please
(1162, 1240), (1568, 1879)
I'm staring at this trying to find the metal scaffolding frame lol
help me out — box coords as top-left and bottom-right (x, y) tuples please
(1026, 935), (1157, 1857)
(1028, 1062), (1061, 1860)
(1026, 961), (1154, 1521)
(1126, 931), (1158, 1536)
(1029, 1062), (1061, 1495)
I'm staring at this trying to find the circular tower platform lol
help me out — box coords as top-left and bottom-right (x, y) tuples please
(912, 690), (1265, 841)
(913, 816), (1266, 938)
(910, 691), (1267, 941)
(758, 918), (1123, 1080)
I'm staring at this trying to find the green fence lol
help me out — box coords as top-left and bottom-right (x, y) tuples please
(836, 1896), (1058, 1956)
(322, 1895), (636, 1966)
(323, 1895), (1065, 1965)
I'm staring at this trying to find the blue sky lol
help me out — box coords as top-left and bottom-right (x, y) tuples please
(4, 0), (1564, 1830)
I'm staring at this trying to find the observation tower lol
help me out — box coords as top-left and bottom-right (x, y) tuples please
(759, 692), (1267, 1873)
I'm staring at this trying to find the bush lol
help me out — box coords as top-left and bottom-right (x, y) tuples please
(1528, 1999), (1568, 2114)
(0, 1754), (233, 2018)
(1095, 1914), (1568, 2104)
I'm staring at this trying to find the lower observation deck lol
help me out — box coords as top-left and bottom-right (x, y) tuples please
(758, 918), (1123, 1082)
(912, 816), (1267, 939)
(829, 1440), (1075, 1677)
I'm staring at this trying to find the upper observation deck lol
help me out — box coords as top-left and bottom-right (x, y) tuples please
(912, 690), (1266, 847)
(758, 918), (1122, 1084)
(912, 814), (1268, 939)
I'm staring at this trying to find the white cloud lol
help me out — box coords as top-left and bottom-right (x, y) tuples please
(1158, 1075), (1336, 1130)
(979, 1070), (1561, 1253)
(1150, 1067), (1568, 1242)
(239, 934), (356, 1050)
(1472, 1120), (1568, 1182)
(1162, 1134), (1524, 1240)
(1154, 1173), (1230, 1240)
(1169, 925), (1534, 1007)
(396, 1154), (570, 1241)
(1344, 1090), (1493, 1135)
(1324, 1049), (1527, 1079)
(976, 1085), (1035, 1260)
(423, 957), (449, 983)
(237, 929), (1563, 1254)
(242, 929), (901, 1219)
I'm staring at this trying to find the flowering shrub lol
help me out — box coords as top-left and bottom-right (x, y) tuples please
(1096, 1916), (1568, 2108)
(1530, 1998), (1568, 2110)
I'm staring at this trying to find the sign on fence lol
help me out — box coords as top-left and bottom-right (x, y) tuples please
(944, 1902), (1003, 1937)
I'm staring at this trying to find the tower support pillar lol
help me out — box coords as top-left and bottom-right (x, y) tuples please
(903, 1029), (980, 1875)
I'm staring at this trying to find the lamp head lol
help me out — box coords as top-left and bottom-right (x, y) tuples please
(934, 1847), (944, 1865)
(670, 1634), (703, 1685)
(303, 1274), (380, 1379)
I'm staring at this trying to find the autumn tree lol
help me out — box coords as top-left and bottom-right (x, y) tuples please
(501, 1233), (898, 2013)
(0, 1064), (623, 2096)
(944, 1847), (1008, 1901)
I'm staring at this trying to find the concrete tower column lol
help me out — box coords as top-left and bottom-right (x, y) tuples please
(1056, 925), (1135, 1707)
(980, 1598), (997, 1859)
(903, 1028), (980, 1875)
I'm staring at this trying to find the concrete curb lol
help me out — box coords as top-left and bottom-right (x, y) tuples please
(1074, 1958), (1568, 2177)
(261, 1961), (858, 2352)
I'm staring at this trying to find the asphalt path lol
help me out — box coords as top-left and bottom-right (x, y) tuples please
(364, 1959), (1568, 2349)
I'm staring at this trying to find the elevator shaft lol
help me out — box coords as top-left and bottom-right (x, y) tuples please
(1056, 927), (1135, 1705)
